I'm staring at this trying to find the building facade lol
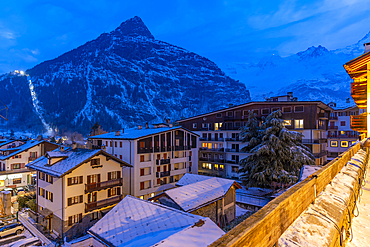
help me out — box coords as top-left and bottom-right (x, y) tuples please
(177, 100), (332, 179)
(27, 148), (131, 240)
(89, 125), (199, 200)
(0, 140), (58, 190)
(327, 103), (362, 160)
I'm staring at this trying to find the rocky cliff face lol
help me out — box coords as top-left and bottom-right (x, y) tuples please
(0, 16), (251, 134)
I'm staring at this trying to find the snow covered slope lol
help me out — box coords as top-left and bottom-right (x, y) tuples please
(0, 16), (250, 134)
(221, 32), (370, 107)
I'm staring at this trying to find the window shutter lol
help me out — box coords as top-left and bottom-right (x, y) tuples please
(12, 156), (14, 159)
(50, 193), (53, 202)
(68, 216), (72, 226)
(108, 172), (111, 181)
(79, 176), (83, 184)
(117, 187), (121, 195)
(87, 175), (91, 184)
(68, 198), (72, 206)
(30, 152), (32, 158)
(117, 171), (121, 179)
(68, 178), (72, 186)
(19, 155), (21, 158)
(97, 174), (101, 183)
(79, 195), (83, 203)
(10, 164), (13, 170)
(140, 169), (144, 176)
(108, 189), (111, 197)
(21, 163), (25, 168)
(35, 152), (37, 158)
(50, 176), (53, 184)
(79, 213), (82, 223)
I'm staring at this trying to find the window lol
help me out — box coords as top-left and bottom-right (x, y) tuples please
(252, 109), (259, 115)
(261, 109), (270, 115)
(226, 111), (233, 117)
(294, 119), (304, 129)
(87, 192), (97, 203)
(119, 155), (122, 160)
(46, 191), (53, 202)
(108, 171), (121, 180)
(68, 214), (82, 226)
(38, 172), (45, 181)
(39, 187), (45, 197)
(30, 152), (37, 158)
(232, 166), (239, 173)
(284, 120), (291, 126)
(12, 163), (21, 169)
(140, 155), (145, 162)
(214, 164), (219, 170)
(106, 141), (108, 147)
(202, 163), (212, 170)
(219, 164), (224, 171)
(294, 106), (304, 112)
(331, 141), (338, 147)
(215, 123), (222, 131)
(202, 143), (207, 148)
(202, 123), (208, 128)
(46, 174), (53, 184)
(115, 142), (117, 148)
(108, 187), (120, 197)
(14, 154), (21, 159)
(68, 195), (83, 206)
(341, 121), (345, 126)
(341, 141), (348, 148)
(90, 158), (101, 168)
(220, 133), (223, 138)
(234, 122), (241, 128)
(140, 181), (151, 190)
(272, 107), (280, 112)
(140, 168), (150, 176)
(87, 174), (100, 184)
(68, 176), (83, 186)
(193, 123), (197, 129)
(139, 142), (145, 148)
(282, 107), (291, 113)
(243, 110), (248, 116)
(216, 113), (222, 118)
(120, 142), (122, 148)
(90, 212), (99, 221)
(13, 178), (21, 184)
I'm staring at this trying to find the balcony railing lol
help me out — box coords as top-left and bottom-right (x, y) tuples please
(156, 171), (171, 178)
(85, 195), (122, 213)
(200, 137), (225, 141)
(224, 148), (240, 152)
(85, 178), (123, 193)
(312, 150), (328, 158)
(200, 157), (225, 163)
(302, 139), (327, 144)
(28, 157), (37, 162)
(329, 116), (338, 120)
(156, 158), (171, 165)
(199, 147), (225, 152)
(328, 126), (338, 130)
(225, 138), (240, 142)
(138, 147), (153, 154)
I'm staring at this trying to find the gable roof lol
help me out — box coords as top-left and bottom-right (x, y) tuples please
(176, 173), (231, 187)
(89, 126), (199, 140)
(0, 139), (25, 148)
(157, 177), (241, 212)
(26, 148), (131, 177)
(0, 140), (49, 160)
(88, 195), (224, 247)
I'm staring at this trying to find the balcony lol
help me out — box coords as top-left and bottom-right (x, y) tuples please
(329, 116), (338, 120)
(302, 139), (327, 144)
(225, 160), (238, 164)
(200, 137), (225, 141)
(28, 157), (37, 162)
(85, 178), (123, 193)
(312, 150), (328, 158)
(156, 158), (171, 165)
(318, 113), (329, 119)
(328, 126), (338, 130)
(138, 147), (153, 154)
(224, 148), (240, 153)
(85, 195), (122, 213)
(156, 171), (171, 178)
(225, 138), (240, 142)
(199, 148), (225, 153)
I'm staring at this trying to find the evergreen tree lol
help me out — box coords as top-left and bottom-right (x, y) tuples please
(238, 110), (315, 188)
(50, 136), (56, 143)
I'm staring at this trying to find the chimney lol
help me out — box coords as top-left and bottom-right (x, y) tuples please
(145, 122), (149, 129)
(287, 92), (293, 98)
(115, 131), (120, 136)
(60, 146), (65, 152)
(138, 125), (142, 130)
(365, 42), (370, 53)
(229, 103), (233, 108)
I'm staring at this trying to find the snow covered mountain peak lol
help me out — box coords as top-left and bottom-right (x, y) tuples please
(112, 16), (154, 40)
(297, 45), (330, 59)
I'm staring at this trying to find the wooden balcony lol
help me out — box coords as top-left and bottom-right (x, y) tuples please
(85, 195), (122, 213)
(85, 178), (122, 193)
(351, 113), (367, 133)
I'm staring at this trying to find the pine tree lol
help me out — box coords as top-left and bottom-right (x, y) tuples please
(238, 110), (315, 188)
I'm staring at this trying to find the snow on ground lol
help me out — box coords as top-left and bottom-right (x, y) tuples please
(236, 205), (250, 217)
(299, 165), (321, 181)
(346, 161), (370, 247)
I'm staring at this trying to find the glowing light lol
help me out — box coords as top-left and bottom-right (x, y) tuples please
(20, 71), (24, 75)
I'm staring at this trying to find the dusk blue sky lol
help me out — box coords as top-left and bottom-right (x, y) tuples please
(1, 0), (370, 74)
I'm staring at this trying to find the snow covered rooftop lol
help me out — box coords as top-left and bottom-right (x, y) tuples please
(299, 165), (321, 181)
(176, 173), (219, 186)
(89, 126), (197, 140)
(88, 195), (224, 247)
(27, 148), (131, 177)
(162, 177), (240, 212)
(0, 140), (45, 160)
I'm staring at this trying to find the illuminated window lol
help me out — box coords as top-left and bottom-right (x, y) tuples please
(341, 141), (348, 148)
(214, 164), (219, 170)
(283, 120), (291, 126)
(294, 119), (304, 129)
(215, 123), (222, 130)
(150, 193), (155, 197)
(207, 143), (212, 149)
(202, 143), (207, 148)
(202, 163), (212, 170)
(331, 141), (338, 147)
(232, 166), (239, 173)
(340, 131), (345, 135)
(139, 196), (144, 199)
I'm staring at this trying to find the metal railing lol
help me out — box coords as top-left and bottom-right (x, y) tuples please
(156, 158), (171, 165)
(85, 195), (122, 213)
(85, 178), (122, 193)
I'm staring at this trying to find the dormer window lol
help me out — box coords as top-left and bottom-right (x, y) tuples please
(91, 158), (101, 168)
